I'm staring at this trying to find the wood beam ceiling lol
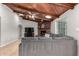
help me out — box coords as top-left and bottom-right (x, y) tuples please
(50, 3), (76, 9)
(11, 3), (58, 18)
(3, 3), (76, 22)
(4, 3), (29, 14)
(4, 3), (56, 22)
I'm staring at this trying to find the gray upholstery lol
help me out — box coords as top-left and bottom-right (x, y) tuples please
(19, 37), (77, 56)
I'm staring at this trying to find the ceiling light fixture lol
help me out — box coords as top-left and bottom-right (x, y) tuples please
(18, 13), (24, 16)
(31, 14), (36, 20)
(45, 15), (52, 19)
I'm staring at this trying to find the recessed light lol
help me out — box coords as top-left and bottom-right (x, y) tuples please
(45, 15), (52, 19)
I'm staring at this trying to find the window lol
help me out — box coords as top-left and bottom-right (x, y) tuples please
(57, 21), (67, 35)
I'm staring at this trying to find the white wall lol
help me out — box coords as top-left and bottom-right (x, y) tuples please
(0, 4), (20, 47)
(0, 4), (38, 47)
(51, 18), (59, 34)
(66, 4), (79, 56)
(51, 4), (79, 55)
(0, 17), (1, 45)
(19, 17), (38, 37)
(51, 9), (72, 34)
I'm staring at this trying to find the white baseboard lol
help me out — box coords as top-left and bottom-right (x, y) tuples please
(0, 39), (19, 47)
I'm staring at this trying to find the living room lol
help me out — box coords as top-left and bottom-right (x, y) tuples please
(0, 3), (79, 56)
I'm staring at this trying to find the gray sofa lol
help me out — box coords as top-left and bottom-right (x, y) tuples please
(19, 35), (77, 56)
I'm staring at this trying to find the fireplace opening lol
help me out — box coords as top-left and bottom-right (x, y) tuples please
(40, 31), (46, 36)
